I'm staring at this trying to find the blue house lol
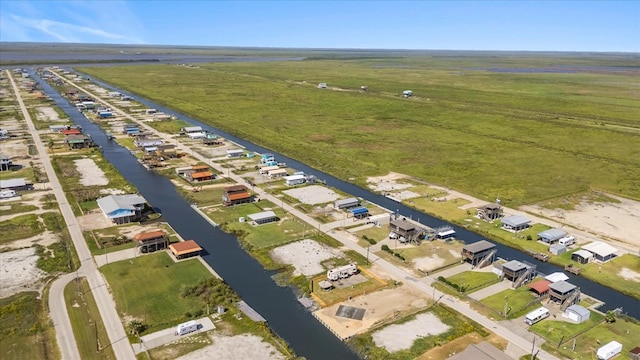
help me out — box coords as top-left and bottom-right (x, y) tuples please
(349, 207), (369, 219)
(97, 194), (147, 224)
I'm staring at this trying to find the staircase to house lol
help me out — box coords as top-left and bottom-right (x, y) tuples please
(513, 266), (535, 288)
(475, 249), (497, 269)
(561, 289), (581, 311)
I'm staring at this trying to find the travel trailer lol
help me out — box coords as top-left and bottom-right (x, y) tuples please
(175, 320), (198, 336)
(327, 263), (358, 281)
(524, 307), (550, 325)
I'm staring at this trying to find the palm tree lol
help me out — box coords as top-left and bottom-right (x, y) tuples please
(127, 320), (144, 335)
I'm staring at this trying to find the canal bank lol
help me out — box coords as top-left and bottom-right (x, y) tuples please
(78, 71), (640, 320)
(32, 71), (361, 360)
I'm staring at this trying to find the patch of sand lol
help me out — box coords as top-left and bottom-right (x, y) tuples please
(0, 231), (59, 252)
(282, 185), (341, 205)
(313, 285), (428, 340)
(413, 254), (446, 270)
(35, 107), (61, 121)
(372, 313), (450, 352)
(520, 194), (640, 249)
(270, 239), (339, 276)
(74, 157), (108, 186)
(0, 247), (47, 298)
(178, 333), (285, 360)
(619, 268), (640, 282)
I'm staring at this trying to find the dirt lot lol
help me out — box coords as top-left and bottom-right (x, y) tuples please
(178, 333), (286, 360)
(35, 107), (61, 121)
(269, 239), (342, 276)
(74, 157), (109, 186)
(0, 247), (47, 298)
(283, 185), (341, 205)
(372, 312), (450, 352)
(313, 284), (428, 340)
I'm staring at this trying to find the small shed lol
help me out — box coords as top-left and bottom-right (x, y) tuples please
(181, 126), (203, 133)
(318, 280), (334, 291)
(248, 211), (278, 225)
(334, 197), (359, 209)
(564, 304), (590, 323)
(571, 249), (593, 264)
(169, 240), (202, 260)
(538, 228), (567, 243)
(549, 243), (567, 255)
(629, 347), (640, 360)
(402, 90), (413, 97)
(597, 341), (623, 360)
(501, 215), (531, 231)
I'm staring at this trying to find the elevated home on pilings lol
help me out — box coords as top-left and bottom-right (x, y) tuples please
(388, 219), (425, 244)
(461, 240), (496, 268)
(477, 203), (503, 221)
(548, 281), (580, 310)
(134, 230), (168, 253)
(499, 260), (536, 288)
(222, 185), (252, 206)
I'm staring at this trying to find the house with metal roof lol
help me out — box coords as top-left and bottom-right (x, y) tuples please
(571, 249), (593, 264)
(284, 174), (306, 186)
(549, 243), (567, 255)
(248, 211), (278, 225)
(501, 215), (531, 231)
(226, 149), (244, 158)
(545, 272), (569, 283)
(501, 260), (536, 287)
(64, 134), (93, 149)
(348, 207), (369, 219)
(538, 228), (567, 243)
(461, 240), (497, 268)
(97, 194), (147, 224)
(582, 241), (618, 263)
(181, 126), (203, 133)
(0, 178), (32, 191)
(334, 197), (359, 209)
(549, 280), (580, 306)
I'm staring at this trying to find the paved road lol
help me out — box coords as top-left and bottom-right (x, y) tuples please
(8, 70), (136, 360)
(56, 71), (558, 359)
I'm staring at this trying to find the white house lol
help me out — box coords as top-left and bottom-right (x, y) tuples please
(227, 149), (244, 158)
(284, 174), (306, 186)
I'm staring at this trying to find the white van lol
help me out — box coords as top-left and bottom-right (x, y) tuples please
(559, 236), (575, 246)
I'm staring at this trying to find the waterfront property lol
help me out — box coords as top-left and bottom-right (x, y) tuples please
(64, 134), (93, 149)
(169, 240), (202, 259)
(582, 241), (618, 263)
(461, 240), (497, 268)
(548, 281), (580, 308)
(226, 149), (244, 158)
(501, 215), (531, 232)
(571, 249), (593, 264)
(477, 203), (503, 221)
(181, 126), (203, 134)
(549, 244), (567, 255)
(247, 211), (278, 225)
(267, 168), (288, 178)
(348, 206), (369, 219)
(500, 260), (536, 288)
(537, 228), (567, 244)
(96, 194), (147, 224)
(222, 185), (252, 206)
(449, 341), (512, 360)
(284, 174), (306, 186)
(134, 230), (169, 253)
(334, 197), (359, 209)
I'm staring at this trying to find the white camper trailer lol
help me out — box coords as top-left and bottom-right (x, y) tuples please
(524, 307), (550, 325)
(327, 263), (358, 281)
(0, 189), (18, 199)
(597, 341), (622, 360)
(175, 320), (199, 336)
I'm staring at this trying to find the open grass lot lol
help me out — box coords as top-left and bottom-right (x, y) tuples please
(311, 271), (388, 307)
(535, 315), (640, 360)
(348, 304), (490, 360)
(100, 252), (213, 335)
(0, 291), (59, 360)
(143, 118), (191, 134)
(446, 271), (500, 293)
(479, 286), (541, 320)
(64, 277), (116, 360)
(0, 213), (48, 244)
(79, 55), (640, 206)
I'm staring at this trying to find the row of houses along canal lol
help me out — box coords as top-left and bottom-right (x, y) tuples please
(32, 69), (638, 358)
(78, 70), (639, 320)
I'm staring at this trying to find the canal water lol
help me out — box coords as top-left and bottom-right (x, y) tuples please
(78, 72), (640, 320)
(32, 71), (361, 360)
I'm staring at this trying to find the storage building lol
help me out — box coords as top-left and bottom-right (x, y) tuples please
(248, 211), (278, 225)
(334, 197), (359, 209)
(501, 215), (531, 231)
(582, 241), (618, 263)
(538, 228), (567, 243)
(571, 249), (593, 264)
(284, 174), (306, 186)
(563, 304), (590, 323)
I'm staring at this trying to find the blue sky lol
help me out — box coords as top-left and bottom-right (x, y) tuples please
(1, 1), (639, 52)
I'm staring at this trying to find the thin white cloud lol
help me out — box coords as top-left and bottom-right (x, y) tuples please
(8, 13), (145, 43)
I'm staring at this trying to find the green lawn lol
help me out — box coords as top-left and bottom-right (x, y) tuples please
(144, 119), (191, 134)
(64, 277), (116, 360)
(480, 286), (540, 319)
(79, 57), (640, 206)
(0, 213), (45, 243)
(0, 292), (58, 360)
(447, 271), (500, 293)
(0, 203), (38, 216)
(100, 252), (214, 335)
(537, 315), (640, 360)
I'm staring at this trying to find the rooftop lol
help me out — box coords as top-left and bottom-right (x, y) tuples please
(502, 215), (531, 227)
(248, 211), (277, 222)
(463, 240), (496, 253)
(582, 241), (618, 257)
(549, 280), (577, 294)
(528, 279), (551, 293)
(503, 260), (529, 272)
(538, 228), (567, 241)
(169, 240), (202, 256)
(134, 230), (166, 242)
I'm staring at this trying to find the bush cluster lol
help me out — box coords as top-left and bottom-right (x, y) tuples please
(361, 235), (376, 245)
(381, 245), (405, 261)
(437, 276), (468, 293)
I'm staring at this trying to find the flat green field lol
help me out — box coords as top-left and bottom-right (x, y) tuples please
(100, 252), (213, 335)
(79, 55), (640, 206)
